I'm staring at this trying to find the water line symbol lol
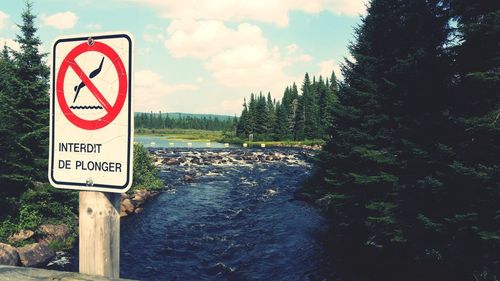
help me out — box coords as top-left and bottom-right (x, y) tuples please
(72, 57), (105, 103)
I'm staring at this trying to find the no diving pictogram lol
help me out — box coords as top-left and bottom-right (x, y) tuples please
(56, 41), (128, 130)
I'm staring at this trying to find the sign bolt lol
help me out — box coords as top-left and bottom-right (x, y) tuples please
(86, 178), (94, 186)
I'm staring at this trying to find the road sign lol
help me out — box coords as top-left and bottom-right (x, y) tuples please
(49, 33), (133, 193)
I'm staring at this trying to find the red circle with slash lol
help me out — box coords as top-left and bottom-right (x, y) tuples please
(56, 41), (127, 130)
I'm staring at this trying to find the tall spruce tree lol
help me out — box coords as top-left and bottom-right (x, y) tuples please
(13, 2), (50, 181)
(308, 0), (460, 279)
(0, 46), (33, 211)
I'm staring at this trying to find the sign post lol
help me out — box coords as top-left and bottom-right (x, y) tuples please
(49, 32), (133, 279)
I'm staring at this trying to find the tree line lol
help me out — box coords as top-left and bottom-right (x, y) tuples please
(301, 0), (500, 280)
(135, 112), (237, 131)
(0, 3), (49, 210)
(236, 72), (338, 141)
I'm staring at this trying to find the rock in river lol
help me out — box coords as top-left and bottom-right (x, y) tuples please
(0, 243), (19, 266)
(17, 243), (55, 268)
(121, 198), (135, 214)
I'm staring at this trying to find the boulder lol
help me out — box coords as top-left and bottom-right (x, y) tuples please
(38, 224), (69, 244)
(163, 157), (178, 165)
(131, 194), (146, 205)
(120, 210), (128, 218)
(17, 243), (55, 268)
(134, 207), (144, 214)
(8, 229), (35, 244)
(135, 189), (150, 199)
(121, 198), (135, 214)
(0, 243), (19, 266)
(183, 174), (194, 182)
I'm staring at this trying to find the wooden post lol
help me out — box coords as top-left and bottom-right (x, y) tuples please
(79, 191), (121, 279)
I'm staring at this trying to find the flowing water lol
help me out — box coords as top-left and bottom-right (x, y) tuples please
(51, 148), (335, 280)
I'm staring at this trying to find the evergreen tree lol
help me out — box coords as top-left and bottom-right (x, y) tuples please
(266, 92), (276, 134)
(318, 71), (338, 137)
(294, 95), (306, 140)
(0, 46), (32, 207)
(288, 83), (299, 134)
(274, 101), (290, 139)
(306, 0), (464, 279)
(254, 93), (268, 135)
(12, 1), (50, 181)
(302, 73), (319, 139)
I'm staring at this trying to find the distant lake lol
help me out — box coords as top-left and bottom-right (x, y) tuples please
(134, 135), (232, 148)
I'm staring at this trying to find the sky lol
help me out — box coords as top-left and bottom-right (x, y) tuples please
(0, 0), (365, 115)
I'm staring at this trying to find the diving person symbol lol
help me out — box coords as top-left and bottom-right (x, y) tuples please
(72, 57), (104, 105)
(56, 40), (128, 130)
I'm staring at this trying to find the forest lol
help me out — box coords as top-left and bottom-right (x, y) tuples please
(135, 112), (237, 131)
(235, 72), (338, 141)
(299, 0), (500, 280)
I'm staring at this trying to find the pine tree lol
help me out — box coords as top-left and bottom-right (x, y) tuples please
(288, 83), (299, 134)
(254, 92), (268, 135)
(307, 0), (456, 279)
(274, 101), (289, 139)
(237, 99), (251, 137)
(0, 46), (32, 204)
(266, 92), (276, 134)
(294, 95), (305, 140)
(318, 71), (338, 137)
(436, 0), (500, 277)
(301, 73), (320, 139)
(12, 2), (50, 181)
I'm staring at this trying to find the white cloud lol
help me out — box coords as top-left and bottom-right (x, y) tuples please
(137, 47), (151, 56)
(42, 12), (78, 30)
(317, 59), (342, 80)
(128, 0), (366, 26)
(205, 44), (287, 88)
(0, 38), (20, 52)
(204, 98), (244, 115)
(143, 25), (164, 43)
(165, 19), (314, 101)
(0, 11), (9, 30)
(286, 43), (299, 54)
(165, 19), (265, 59)
(135, 69), (199, 111)
(85, 23), (101, 30)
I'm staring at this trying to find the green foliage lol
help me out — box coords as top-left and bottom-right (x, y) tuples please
(132, 143), (163, 192)
(0, 183), (78, 244)
(136, 128), (223, 142)
(135, 111), (237, 131)
(236, 72), (338, 141)
(300, 0), (500, 280)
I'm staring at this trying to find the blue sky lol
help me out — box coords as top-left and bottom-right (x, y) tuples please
(0, 0), (365, 115)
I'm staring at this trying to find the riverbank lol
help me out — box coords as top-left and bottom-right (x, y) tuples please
(135, 128), (325, 149)
(0, 144), (164, 269)
(135, 128), (223, 142)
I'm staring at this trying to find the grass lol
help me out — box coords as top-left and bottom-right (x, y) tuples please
(218, 134), (325, 147)
(135, 128), (326, 147)
(135, 128), (223, 142)
(243, 140), (325, 147)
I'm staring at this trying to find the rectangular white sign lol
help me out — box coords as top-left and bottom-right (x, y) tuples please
(49, 32), (134, 193)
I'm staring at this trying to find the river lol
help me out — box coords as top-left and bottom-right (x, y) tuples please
(51, 147), (335, 280)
